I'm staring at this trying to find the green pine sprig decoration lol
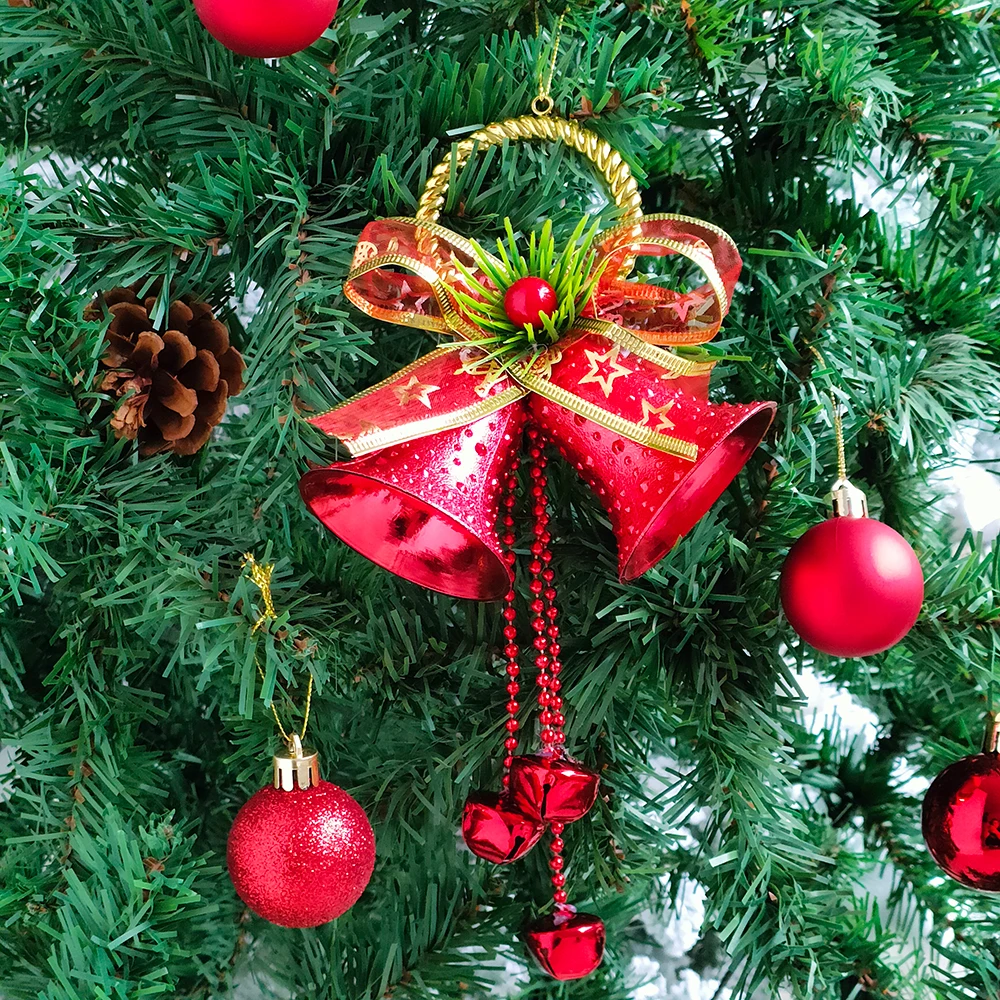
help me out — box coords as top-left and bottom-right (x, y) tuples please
(450, 216), (608, 373)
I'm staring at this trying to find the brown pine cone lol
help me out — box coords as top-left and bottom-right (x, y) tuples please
(93, 284), (245, 457)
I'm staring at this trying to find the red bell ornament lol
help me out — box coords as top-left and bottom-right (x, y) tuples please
(923, 714), (1000, 892)
(509, 751), (600, 824)
(193, 0), (338, 58)
(300, 116), (775, 601)
(780, 479), (923, 657)
(461, 791), (546, 864)
(300, 405), (524, 600)
(530, 372), (775, 581)
(524, 909), (606, 981)
(227, 740), (375, 927)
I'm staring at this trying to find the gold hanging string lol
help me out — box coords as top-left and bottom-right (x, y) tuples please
(242, 554), (314, 747)
(809, 346), (848, 482)
(532, 10), (567, 116)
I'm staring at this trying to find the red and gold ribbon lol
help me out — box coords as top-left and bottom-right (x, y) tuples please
(311, 213), (740, 463)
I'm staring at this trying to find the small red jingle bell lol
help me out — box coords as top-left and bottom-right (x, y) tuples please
(461, 791), (546, 864)
(504, 276), (557, 329)
(524, 908), (606, 981)
(509, 752), (600, 824)
(923, 713), (1000, 891)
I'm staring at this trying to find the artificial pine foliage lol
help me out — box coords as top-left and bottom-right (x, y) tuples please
(2, 1), (1000, 997)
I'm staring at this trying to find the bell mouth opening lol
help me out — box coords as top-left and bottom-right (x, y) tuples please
(300, 467), (511, 601)
(621, 401), (776, 580)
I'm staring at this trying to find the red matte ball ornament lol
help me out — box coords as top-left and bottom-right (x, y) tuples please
(504, 277), (558, 329)
(780, 480), (923, 657)
(193, 0), (339, 58)
(227, 743), (375, 927)
(461, 791), (546, 864)
(923, 716), (1000, 892)
(525, 909), (606, 980)
(509, 751), (600, 824)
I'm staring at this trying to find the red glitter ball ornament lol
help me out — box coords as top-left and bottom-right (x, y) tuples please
(193, 0), (339, 58)
(780, 514), (923, 657)
(923, 741), (1000, 892)
(504, 277), (558, 329)
(461, 791), (545, 864)
(227, 750), (374, 928)
(524, 909), (606, 980)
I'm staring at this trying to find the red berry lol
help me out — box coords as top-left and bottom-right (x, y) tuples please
(504, 277), (558, 329)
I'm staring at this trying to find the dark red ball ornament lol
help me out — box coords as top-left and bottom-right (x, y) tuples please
(461, 791), (545, 864)
(504, 277), (558, 329)
(193, 0), (339, 58)
(780, 480), (923, 657)
(923, 716), (1000, 891)
(524, 909), (606, 980)
(227, 743), (375, 927)
(509, 752), (600, 824)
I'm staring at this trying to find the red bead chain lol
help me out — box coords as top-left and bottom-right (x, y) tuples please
(526, 429), (571, 907)
(500, 457), (521, 791)
(499, 428), (573, 907)
(526, 427), (566, 750)
(549, 822), (568, 906)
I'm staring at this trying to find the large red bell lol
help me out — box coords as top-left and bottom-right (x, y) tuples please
(529, 374), (775, 581)
(300, 406), (524, 600)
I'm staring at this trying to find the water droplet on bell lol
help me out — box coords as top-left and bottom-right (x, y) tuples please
(611, 440), (625, 454)
(475, 442), (487, 456)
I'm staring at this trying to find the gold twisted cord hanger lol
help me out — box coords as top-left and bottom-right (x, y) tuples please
(242, 554), (313, 747)
(809, 346), (848, 482)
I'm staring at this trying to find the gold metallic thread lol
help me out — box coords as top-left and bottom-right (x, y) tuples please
(242, 554), (313, 748)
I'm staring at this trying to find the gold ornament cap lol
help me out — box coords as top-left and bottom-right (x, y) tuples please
(984, 712), (1000, 755)
(273, 733), (321, 791)
(830, 477), (868, 519)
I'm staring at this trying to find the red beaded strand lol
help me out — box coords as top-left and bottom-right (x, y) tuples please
(500, 456), (521, 791)
(495, 428), (576, 909)
(548, 822), (568, 906)
(526, 428), (573, 908)
(526, 427), (566, 750)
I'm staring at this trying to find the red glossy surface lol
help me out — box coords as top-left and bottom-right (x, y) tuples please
(524, 910), (606, 980)
(300, 406), (523, 600)
(193, 0), (338, 58)
(509, 753), (599, 824)
(923, 752), (1000, 891)
(227, 779), (375, 927)
(461, 791), (545, 863)
(503, 277), (558, 329)
(528, 384), (775, 581)
(780, 516), (923, 657)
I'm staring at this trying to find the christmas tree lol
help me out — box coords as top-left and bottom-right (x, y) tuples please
(3, 0), (1000, 996)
